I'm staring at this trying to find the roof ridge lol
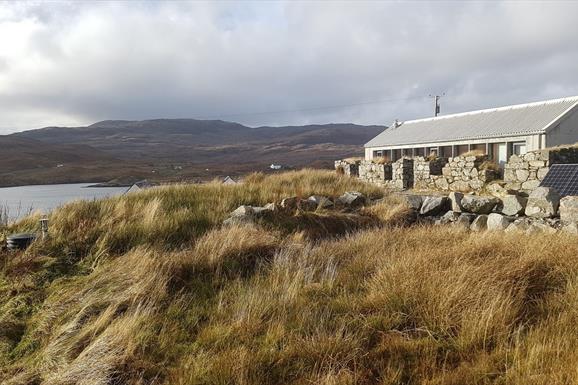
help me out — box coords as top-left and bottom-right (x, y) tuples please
(400, 95), (578, 125)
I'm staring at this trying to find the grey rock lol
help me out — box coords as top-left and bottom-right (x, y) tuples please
(440, 210), (460, 224)
(448, 192), (464, 213)
(264, 202), (278, 211)
(336, 191), (366, 208)
(454, 213), (477, 229)
(525, 187), (560, 218)
(559, 196), (578, 223)
(308, 195), (333, 209)
(460, 195), (498, 214)
(515, 169), (529, 182)
(521, 179), (541, 191)
(420, 196), (449, 216)
(487, 213), (512, 231)
(400, 194), (423, 211)
(470, 215), (488, 232)
(231, 205), (254, 217)
(500, 195), (527, 216)
(505, 219), (531, 233)
(526, 221), (557, 235)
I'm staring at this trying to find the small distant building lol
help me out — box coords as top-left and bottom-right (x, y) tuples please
(125, 180), (156, 194)
(222, 176), (237, 185)
(365, 96), (578, 166)
(270, 164), (282, 170)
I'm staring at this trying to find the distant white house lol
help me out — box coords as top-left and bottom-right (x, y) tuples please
(270, 164), (282, 170)
(365, 96), (578, 166)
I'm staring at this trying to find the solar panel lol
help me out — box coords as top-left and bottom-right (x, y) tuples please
(539, 163), (578, 197)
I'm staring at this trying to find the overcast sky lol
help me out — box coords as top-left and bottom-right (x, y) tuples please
(1, 1), (578, 133)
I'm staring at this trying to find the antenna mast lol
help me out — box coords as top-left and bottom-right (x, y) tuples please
(429, 93), (445, 117)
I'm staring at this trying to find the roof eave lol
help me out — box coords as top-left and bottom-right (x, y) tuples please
(364, 130), (547, 148)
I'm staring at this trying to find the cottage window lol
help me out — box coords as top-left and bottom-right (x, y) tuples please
(513, 142), (527, 155)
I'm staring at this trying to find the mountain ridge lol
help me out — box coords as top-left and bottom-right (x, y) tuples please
(1, 119), (386, 186)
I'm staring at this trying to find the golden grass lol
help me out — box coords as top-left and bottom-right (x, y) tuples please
(460, 149), (485, 157)
(2, 170), (578, 384)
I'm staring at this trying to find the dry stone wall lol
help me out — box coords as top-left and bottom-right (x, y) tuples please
(334, 160), (359, 177)
(504, 147), (578, 194)
(357, 161), (392, 186)
(414, 155), (497, 192)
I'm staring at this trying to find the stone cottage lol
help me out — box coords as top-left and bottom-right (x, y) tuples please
(365, 96), (578, 167)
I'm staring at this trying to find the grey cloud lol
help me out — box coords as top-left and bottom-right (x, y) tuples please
(1, 1), (578, 133)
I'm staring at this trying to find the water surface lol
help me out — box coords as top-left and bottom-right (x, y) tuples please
(0, 183), (127, 222)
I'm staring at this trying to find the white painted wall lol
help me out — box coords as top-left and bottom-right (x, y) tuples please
(545, 107), (578, 148)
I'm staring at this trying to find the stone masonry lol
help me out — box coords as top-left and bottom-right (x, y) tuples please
(504, 147), (578, 194)
(357, 160), (392, 186)
(414, 155), (497, 192)
(334, 159), (360, 177)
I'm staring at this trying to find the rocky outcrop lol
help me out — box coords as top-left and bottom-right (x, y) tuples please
(525, 187), (560, 218)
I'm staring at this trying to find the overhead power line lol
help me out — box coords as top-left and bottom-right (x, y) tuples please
(197, 94), (431, 120)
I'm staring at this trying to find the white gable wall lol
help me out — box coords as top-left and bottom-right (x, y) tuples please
(545, 107), (578, 148)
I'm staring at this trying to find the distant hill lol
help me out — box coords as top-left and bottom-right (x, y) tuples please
(2, 119), (385, 186)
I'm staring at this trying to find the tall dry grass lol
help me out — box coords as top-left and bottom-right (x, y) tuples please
(1, 170), (578, 384)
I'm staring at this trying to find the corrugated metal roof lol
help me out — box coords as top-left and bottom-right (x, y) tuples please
(365, 96), (578, 148)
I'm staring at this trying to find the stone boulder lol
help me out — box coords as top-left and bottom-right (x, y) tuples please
(505, 218), (531, 233)
(487, 213), (512, 231)
(400, 194), (423, 211)
(470, 215), (488, 232)
(448, 192), (464, 213)
(526, 221), (557, 234)
(231, 205), (254, 217)
(454, 213), (476, 229)
(559, 196), (578, 223)
(336, 191), (366, 208)
(420, 196), (449, 216)
(500, 195), (527, 216)
(308, 195), (333, 209)
(439, 210), (460, 225)
(525, 187), (560, 218)
(460, 195), (498, 214)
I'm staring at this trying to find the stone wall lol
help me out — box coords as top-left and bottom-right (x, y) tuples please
(413, 157), (447, 190)
(504, 147), (578, 194)
(358, 160), (392, 186)
(389, 158), (414, 190)
(334, 160), (359, 177)
(356, 157), (413, 190)
(414, 155), (498, 192)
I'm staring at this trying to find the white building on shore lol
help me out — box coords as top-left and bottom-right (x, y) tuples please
(365, 96), (578, 166)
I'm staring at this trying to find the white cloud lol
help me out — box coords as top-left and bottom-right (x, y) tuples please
(1, 1), (578, 133)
